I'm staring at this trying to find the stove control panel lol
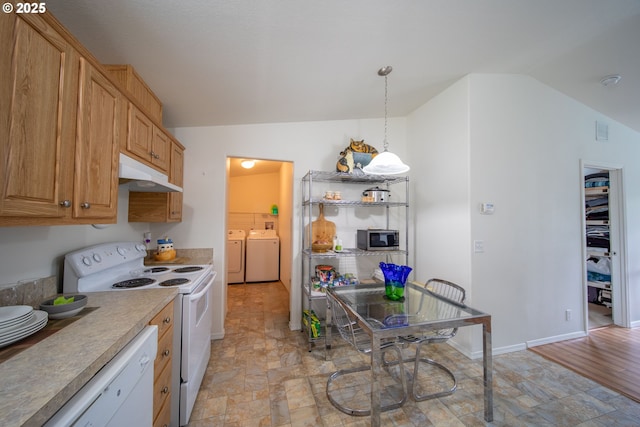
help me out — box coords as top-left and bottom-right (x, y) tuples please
(64, 242), (148, 278)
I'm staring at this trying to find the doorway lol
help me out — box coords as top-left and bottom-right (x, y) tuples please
(225, 156), (294, 296)
(582, 161), (629, 331)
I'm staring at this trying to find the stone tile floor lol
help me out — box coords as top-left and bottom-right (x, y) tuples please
(187, 282), (640, 426)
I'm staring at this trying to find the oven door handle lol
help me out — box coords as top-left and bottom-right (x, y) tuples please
(188, 274), (214, 301)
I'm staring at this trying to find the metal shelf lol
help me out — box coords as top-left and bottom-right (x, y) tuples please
(303, 198), (408, 208)
(300, 169), (409, 352)
(302, 248), (407, 258)
(303, 170), (408, 185)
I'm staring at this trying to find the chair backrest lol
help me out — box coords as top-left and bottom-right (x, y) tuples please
(426, 279), (466, 305)
(424, 278), (466, 341)
(327, 292), (372, 353)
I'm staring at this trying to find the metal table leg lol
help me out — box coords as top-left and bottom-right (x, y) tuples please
(483, 319), (493, 422)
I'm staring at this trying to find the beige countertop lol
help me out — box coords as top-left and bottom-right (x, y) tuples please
(0, 288), (178, 427)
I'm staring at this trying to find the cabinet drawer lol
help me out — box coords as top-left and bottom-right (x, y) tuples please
(149, 301), (174, 338)
(153, 362), (172, 420)
(154, 323), (173, 380)
(153, 395), (171, 427)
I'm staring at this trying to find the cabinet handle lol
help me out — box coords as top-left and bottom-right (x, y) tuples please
(163, 349), (170, 357)
(80, 202), (90, 209)
(163, 316), (171, 324)
(59, 200), (71, 208)
(161, 386), (169, 394)
(151, 151), (160, 159)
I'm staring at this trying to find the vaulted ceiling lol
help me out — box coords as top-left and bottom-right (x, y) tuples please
(48, 0), (640, 133)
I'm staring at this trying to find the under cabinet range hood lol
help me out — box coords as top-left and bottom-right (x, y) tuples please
(118, 153), (182, 192)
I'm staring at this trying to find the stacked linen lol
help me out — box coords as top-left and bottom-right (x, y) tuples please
(586, 256), (611, 286)
(585, 197), (609, 221)
(586, 225), (609, 250)
(0, 305), (48, 348)
(584, 172), (609, 188)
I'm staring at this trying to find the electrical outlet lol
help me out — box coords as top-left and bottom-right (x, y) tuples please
(565, 309), (572, 321)
(474, 240), (484, 253)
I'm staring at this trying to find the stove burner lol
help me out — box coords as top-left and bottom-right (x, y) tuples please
(160, 278), (191, 287)
(144, 267), (170, 274)
(112, 278), (156, 289)
(173, 266), (204, 273)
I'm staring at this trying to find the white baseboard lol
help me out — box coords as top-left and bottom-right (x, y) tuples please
(211, 331), (225, 340)
(526, 331), (586, 348)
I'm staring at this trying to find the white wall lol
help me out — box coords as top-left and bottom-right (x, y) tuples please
(0, 191), (150, 286)
(406, 77), (475, 352)
(157, 118), (407, 336)
(228, 172), (281, 213)
(2, 73), (638, 355)
(278, 162), (294, 292)
(408, 73), (640, 356)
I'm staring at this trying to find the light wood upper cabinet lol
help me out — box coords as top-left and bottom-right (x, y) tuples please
(0, 13), (120, 226)
(152, 125), (171, 172)
(126, 103), (153, 161)
(73, 58), (121, 220)
(0, 13), (78, 221)
(128, 140), (184, 223)
(126, 103), (170, 173)
(168, 142), (184, 221)
(1, 10), (185, 226)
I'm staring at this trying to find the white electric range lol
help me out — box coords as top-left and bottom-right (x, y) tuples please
(63, 241), (215, 426)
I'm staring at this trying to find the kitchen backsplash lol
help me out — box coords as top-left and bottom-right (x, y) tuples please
(0, 276), (57, 308)
(145, 248), (214, 266)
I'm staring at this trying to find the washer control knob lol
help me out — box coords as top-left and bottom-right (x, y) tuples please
(117, 247), (127, 256)
(82, 256), (92, 266)
(92, 253), (102, 263)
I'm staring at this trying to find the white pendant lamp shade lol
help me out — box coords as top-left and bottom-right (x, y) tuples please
(362, 65), (409, 176)
(363, 151), (410, 175)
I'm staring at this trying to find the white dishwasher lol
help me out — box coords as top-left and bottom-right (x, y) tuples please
(45, 325), (158, 427)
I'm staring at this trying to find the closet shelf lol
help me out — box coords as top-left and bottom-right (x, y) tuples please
(588, 281), (611, 290)
(585, 186), (609, 197)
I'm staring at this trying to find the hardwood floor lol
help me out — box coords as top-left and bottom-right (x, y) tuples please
(530, 325), (640, 403)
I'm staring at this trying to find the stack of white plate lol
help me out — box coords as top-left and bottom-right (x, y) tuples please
(0, 305), (48, 348)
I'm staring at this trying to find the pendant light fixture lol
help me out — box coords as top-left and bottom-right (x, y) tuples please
(362, 66), (410, 175)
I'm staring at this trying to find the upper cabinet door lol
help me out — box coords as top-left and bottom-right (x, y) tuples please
(151, 125), (170, 172)
(73, 58), (120, 220)
(126, 103), (153, 161)
(0, 14), (78, 219)
(168, 142), (184, 221)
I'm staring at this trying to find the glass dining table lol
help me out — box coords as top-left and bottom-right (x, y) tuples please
(326, 282), (493, 426)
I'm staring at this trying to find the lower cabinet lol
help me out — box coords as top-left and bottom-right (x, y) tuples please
(149, 300), (174, 427)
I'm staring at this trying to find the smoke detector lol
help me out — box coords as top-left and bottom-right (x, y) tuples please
(600, 74), (621, 86)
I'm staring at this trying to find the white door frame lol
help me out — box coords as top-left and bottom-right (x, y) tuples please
(581, 160), (630, 330)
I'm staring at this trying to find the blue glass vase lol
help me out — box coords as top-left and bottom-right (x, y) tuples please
(379, 262), (412, 301)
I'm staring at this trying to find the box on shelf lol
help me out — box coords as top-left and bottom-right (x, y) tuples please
(302, 310), (321, 338)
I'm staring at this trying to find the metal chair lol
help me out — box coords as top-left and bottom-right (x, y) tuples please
(325, 292), (407, 416)
(400, 278), (466, 401)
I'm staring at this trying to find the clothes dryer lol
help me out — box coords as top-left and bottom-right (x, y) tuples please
(227, 230), (246, 284)
(245, 230), (279, 282)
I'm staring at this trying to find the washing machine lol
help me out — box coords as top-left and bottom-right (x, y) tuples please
(227, 229), (246, 284)
(245, 230), (280, 282)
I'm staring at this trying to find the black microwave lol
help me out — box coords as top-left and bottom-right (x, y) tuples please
(357, 229), (399, 251)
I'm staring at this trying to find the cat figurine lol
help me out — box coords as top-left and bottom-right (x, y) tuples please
(336, 139), (378, 173)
